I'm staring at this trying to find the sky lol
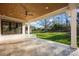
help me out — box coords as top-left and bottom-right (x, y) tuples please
(31, 13), (69, 28)
(31, 9), (79, 28)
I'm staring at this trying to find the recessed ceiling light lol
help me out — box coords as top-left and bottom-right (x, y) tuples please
(45, 7), (49, 9)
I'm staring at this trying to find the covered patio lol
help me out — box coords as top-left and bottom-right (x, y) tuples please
(0, 3), (78, 56)
(0, 38), (77, 56)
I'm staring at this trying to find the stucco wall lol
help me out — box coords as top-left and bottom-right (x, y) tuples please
(0, 34), (26, 41)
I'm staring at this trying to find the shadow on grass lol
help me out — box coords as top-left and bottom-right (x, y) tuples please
(38, 33), (71, 45)
(45, 35), (70, 45)
(77, 36), (79, 47)
(36, 32), (79, 47)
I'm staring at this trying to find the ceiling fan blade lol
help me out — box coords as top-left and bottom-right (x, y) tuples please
(20, 4), (33, 16)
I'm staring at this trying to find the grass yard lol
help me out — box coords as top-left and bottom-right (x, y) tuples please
(35, 32), (71, 45)
(35, 32), (79, 47)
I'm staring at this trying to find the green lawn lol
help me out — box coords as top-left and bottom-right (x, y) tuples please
(35, 32), (71, 45)
(35, 32), (79, 46)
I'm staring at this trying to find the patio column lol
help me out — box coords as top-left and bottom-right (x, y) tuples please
(27, 22), (31, 37)
(22, 23), (26, 35)
(69, 4), (77, 48)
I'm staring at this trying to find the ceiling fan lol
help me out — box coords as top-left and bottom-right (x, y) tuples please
(20, 4), (33, 16)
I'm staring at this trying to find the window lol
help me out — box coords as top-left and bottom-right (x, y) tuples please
(1, 19), (22, 35)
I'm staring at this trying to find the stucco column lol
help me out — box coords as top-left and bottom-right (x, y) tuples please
(69, 4), (77, 48)
(22, 23), (26, 35)
(27, 22), (31, 37)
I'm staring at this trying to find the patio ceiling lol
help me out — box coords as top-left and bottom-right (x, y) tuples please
(0, 3), (68, 22)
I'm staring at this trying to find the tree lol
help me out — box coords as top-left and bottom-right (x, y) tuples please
(77, 13), (79, 35)
(38, 18), (52, 32)
(77, 13), (79, 24)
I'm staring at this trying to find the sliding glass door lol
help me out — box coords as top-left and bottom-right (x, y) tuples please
(1, 19), (22, 35)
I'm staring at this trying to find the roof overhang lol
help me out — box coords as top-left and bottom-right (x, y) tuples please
(0, 3), (68, 22)
(29, 6), (68, 22)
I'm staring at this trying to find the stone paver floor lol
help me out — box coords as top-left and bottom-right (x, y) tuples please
(0, 38), (78, 56)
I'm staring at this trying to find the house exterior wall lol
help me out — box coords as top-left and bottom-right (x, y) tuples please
(0, 15), (27, 41)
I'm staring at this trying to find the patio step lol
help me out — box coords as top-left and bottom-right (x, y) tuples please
(25, 34), (37, 38)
